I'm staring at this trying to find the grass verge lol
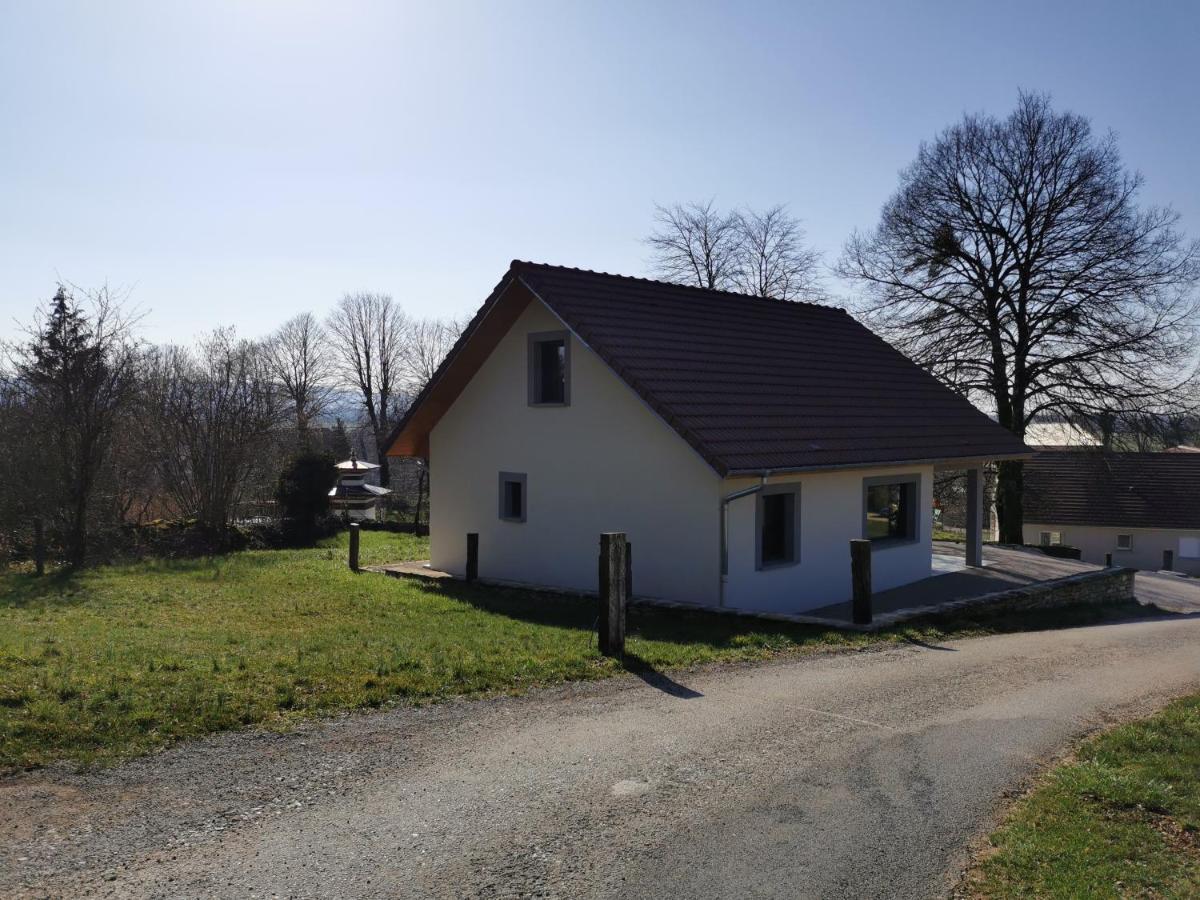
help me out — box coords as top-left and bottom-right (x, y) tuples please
(0, 531), (1159, 771)
(970, 693), (1200, 898)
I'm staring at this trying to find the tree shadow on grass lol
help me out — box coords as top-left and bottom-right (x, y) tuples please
(0, 568), (97, 609)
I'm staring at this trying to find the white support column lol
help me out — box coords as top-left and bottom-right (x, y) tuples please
(966, 467), (984, 567)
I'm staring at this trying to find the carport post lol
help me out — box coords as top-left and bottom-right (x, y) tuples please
(850, 539), (872, 626)
(466, 533), (479, 583)
(965, 467), (983, 568)
(598, 532), (627, 658)
(348, 522), (361, 572)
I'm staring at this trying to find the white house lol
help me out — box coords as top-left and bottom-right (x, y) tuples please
(1023, 449), (1200, 577)
(386, 262), (1029, 615)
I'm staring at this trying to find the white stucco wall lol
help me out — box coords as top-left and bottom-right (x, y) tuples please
(1023, 523), (1200, 576)
(428, 297), (722, 605)
(722, 465), (935, 614)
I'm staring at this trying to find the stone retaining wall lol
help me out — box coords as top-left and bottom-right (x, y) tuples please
(866, 566), (1137, 630)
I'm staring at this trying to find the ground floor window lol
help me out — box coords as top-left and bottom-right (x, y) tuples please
(863, 476), (919, 544)
(757, 488), (798, 568)
(498, 472), (526, 522)
(1180, 537), (1200, 559)
(1039, 531), (1063, 547)
(1116, 533), (1133, 551)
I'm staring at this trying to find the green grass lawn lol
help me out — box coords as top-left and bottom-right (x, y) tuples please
(0, 531), (1156, 772)
(973, 693), (1200, 898)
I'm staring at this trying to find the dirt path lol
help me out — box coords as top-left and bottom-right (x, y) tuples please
(3, 615), (1199, 899)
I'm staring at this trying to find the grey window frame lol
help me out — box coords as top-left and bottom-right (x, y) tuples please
(1116, 533), (1134, 551)
(861, 473), (921, 548)
(756, 484), (800, 570)
(527, 330), (571, 407)
(498, 471), (527, 523)
(1040, 530), (1063, 547)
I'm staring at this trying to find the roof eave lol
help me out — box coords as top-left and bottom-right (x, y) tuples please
(722, 449), (1033, 478)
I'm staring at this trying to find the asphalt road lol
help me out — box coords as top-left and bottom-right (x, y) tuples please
(3, 614), (1199, 899)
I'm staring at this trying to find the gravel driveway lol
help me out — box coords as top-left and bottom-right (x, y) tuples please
(3, 615), (1199, 899)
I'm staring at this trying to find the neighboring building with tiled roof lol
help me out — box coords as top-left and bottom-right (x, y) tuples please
(387, 261), (1029, 613)
(1023, 449), (1200, 576)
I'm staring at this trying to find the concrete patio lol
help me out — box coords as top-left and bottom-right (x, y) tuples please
(807, 541), (1102, 622)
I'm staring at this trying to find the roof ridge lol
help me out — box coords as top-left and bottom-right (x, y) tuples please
(510, 259), (844, 313)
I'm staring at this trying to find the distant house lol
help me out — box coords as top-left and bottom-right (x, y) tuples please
(1023, 449), (1200, 576)
(385, 262), (1028, 615)
(329, 453), (391, 521)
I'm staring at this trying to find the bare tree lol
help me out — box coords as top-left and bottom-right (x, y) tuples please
(265, 312), (332, 441)
(647, 200), (823, 300)
(141, 329), (283, 534)
(326, 292), (407, 486)
(838, 92), (1200, 542)
(732, 205), (823, 301)
(400, 316), (466, 395)
(5, 286), (139, 566)
(646, 200), (744, 290)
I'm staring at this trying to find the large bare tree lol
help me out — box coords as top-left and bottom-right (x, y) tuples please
(647, 200), (822, 300)
(326, 292), (407, 486)
(838, 92), (1200, 542)
(264, 312), (332, 441)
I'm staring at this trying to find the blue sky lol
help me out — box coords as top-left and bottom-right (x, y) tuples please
(2, 0), (1197, 344)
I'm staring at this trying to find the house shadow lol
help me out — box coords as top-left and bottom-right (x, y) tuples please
(417, 577), (837, 653)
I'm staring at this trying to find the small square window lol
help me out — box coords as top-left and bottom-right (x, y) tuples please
(528, 331), (569, 406)
(498, 472), (526, 522)
(757, 489), (798, 569)
(1116, 534), (1133, 551)
(1040, 531), (1062, 547)
(1180, 537), (1200, 559)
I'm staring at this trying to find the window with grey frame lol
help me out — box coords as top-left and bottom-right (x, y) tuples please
(862, 475), (919, 545)
(498, 472), (527, 522)
(527, 331), (569, 406)
(757, 486), (799, 569)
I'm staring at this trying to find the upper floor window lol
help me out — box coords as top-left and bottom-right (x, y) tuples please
(528, 331), (570, 406)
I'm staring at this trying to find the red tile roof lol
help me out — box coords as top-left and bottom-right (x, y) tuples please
(1024, 449), (1200, 530)
(387, 261), (1030, 475)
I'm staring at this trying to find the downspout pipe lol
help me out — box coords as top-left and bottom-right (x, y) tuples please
(719, 472), (770, 607)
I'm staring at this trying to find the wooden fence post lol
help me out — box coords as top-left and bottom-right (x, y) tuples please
(598, 533), (627, 658)
(850, 539), (872, 626)
(33, 517), (45, 577)
(348, 522), (360, 572)
(466, 533), (479, 583)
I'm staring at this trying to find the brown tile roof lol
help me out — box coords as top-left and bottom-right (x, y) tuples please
(387, 261), (1030, 475)
(1024, 449), (1200, 530)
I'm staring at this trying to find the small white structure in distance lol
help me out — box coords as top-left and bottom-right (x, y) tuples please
(330, 452), (391, 521)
